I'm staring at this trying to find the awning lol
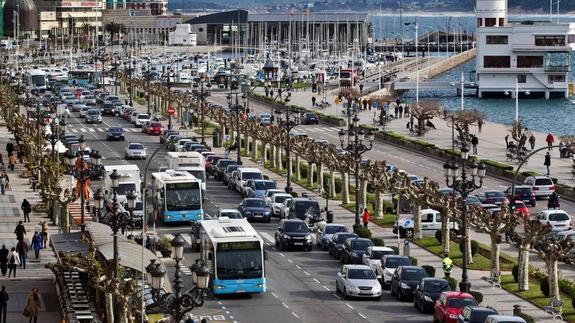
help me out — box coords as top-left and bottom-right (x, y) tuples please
(43, 141), (68, 153)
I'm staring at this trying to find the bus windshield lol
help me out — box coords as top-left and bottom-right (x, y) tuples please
(31, 75), (46, 87)
(117, 183), (136, 196)
(187, 169), (206, 182)
(216, 242), (263, 280)
(165, 182), (201, 211)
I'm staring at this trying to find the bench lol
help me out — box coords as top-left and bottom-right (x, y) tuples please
(486, 269), (501, 288)
(544, 298), (563, 320)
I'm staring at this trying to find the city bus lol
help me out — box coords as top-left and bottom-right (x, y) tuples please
(26, 69), (48, 92)
(68, 69), (100, 86)
(151, 170), (203, 223)
(200, 217), (266, 294)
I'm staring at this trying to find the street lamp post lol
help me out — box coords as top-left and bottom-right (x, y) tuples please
(192, 76), (212, 146)
(166, 66), (174, 130)
(443, 146), (486, 292)
(226, 85), (244, 165)
(93, 188), (104, 222)
(273, 88), (298, 194)
(338, 116), (375, 230)
(146, 235), (210, 322)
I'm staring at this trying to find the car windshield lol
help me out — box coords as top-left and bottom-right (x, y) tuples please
(129, 144), (144, 150)
(150, 123), (162, 127)
(385, 257), (411, 268)
(221, 212), (241, 219)
(470, 310), (497, 322)
(335, 234), (355, 243)
(371, 250), (394, 259)
(218, 160), (235, 168)
(402, 268), (427, 280)
(134, 202), (143, 211)
(446, 297), (477, 309)
(325, 226), (347, 235)
(255, 181), (276, 190)
(284, 222), (309, 232)
(109, 128), (123, 132)
(245, 200), (266, 207)
(351, 240), (373, 251)
(295, 201), (320, 214)
(187, 170), (206, 182)
(226, 165), (239, 172)
(485, 192), (504, 198)
(138, 114), (150, 119)
(424, 281), (450, 292)
(274, 195), (289, 203)
(348, 268), (376, 280)
(466, 196), (480, 204)
(549, 213), (569, 221)
(535, 178), (553, 185)
(242, 172), (263, 180)
(116, 183), (136, 196)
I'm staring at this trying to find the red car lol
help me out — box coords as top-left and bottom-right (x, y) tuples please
(147, 122), (164, 135)
(205, 155), (223, 173)
(514, 201), (529, 218)
(433, 291), (477, 323)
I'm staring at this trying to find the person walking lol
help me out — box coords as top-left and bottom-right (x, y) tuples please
(0, 246), (8, 277)
(21, 199), (31, 223)
(17, 239), (28, 270)
(8, 154), (16, 172)
(5, 142), (13, 158)
(529, 133), (536, 150)
(0, 174), (6, 196)
(311, 96), (316, 107)
(0, 286), (8, 323)
(31, 232), (42, 259)
(471, 135), (479, 154)
(362, 208), (370, 228)
(442, 254), (453, 278)
(505, 134), (510, 149)
(546, 132), (554, 150)
(23, 288), (41, 323)
(544, 151), (551, 175)
(40, 221), (48, 249)
(14, 221), (26, 242)
(7, 248), (20, 278)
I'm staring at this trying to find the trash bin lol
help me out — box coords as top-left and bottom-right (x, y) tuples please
(212, 130), (221, 148)
(326, 210), (334, 223)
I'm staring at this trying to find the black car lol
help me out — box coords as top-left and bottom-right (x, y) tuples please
(457, 306), (498, 323)
(506, 185), (536, 207)
(222, 165), (240, 185)
(328, 232), (358, 259)
(390, 266), (428, 301)
(106, 127), (125, 141)
(340, 238), (374, 264)
(477, 190), (508, 205)
(413, 278), (451, 313)
(212, 159), (236, 180)
(302, 112), (319, 125)
(288, 197), (321, 221)
(102, 101), (117, 115)
(275, 219), (313, 251)
(237, 198), (271, 222)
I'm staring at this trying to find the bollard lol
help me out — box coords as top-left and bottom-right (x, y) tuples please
(513, 304), (522, 316)
(403, 239), (410, 257)
(326, 210), (334, 223)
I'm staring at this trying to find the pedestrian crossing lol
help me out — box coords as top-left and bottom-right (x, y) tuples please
(304, 126), (341, 134)
(66, 127), (143, 134)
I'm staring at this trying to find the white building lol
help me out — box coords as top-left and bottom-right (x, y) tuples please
(475, 0), (575, 99)
(168, 24), (197, 46)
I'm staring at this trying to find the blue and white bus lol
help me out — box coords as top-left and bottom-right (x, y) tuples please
(151, 170), (203, 223)
(200, 217), (266, 294)
(26, 69), (48, 91)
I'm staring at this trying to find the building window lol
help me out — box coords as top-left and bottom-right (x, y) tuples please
(569, 35), (575, 43)
(535, 35), (565, 46)
(486, 35), (508, 44)
(548, 75), (565, 83)
(517, 75), (526, 83)
(517, 56), (544, 68)
(485, 18), (497, 27)
(477, 18), (482, 27)
(483, 56), (510, 68)
(499, 18), (505, 26)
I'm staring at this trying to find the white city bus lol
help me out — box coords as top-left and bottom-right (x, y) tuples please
(26, 69), (48, 91)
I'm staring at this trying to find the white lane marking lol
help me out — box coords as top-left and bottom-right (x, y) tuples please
(225, 311), (230, 314)
(279, 253), (285, 257)
(358, 313), (367, 319)
(282, 302), (289, 309)
(163, 233), (174, 240)
(217, 301), (222, 305)
(271, 292), (279, 298)
(80, 128), (87, 132)
(346, 303), (354, 310)
(295, 265), (301, 269)
(221, 306), (227, 310)
(333, 294), (341, 299)
(259, 232), (275, 243)
(322, 285), (330, 291)
(303, 271), (310, 276)
(291, 312), (300, 319)
(229, 316), (234, 320)
(96, 128), (104, 132)
(88, 128), (95, 132)
(313, 278), (321, 284)
(265, 242), (271, 246)
(287, 259), (294, 263)
(181, 233), (192, 245)
(271, 247), (276, 251)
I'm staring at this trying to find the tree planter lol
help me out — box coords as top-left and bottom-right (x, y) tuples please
(160, 250), (172, 258)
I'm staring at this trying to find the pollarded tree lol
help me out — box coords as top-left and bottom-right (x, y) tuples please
(537, 237), (575, 299)
(410, 100), (442, 135)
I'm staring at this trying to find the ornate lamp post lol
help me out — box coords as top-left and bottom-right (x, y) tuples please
(93, 188), (104, 222)
(146, 235), (209, 322)
(192, 76), (212, 146)
(443, 145), (486, 292)
(338, 116), (375, 230)
(226, 88), (244, 165)
(273, 88), (299, 194)
(165, 66), (175, 130)
(107, 170), (135, 278)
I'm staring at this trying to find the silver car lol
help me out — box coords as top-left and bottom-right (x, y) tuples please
(85, 109), (102, 124)
(125, 142), (147, 160)
(335, 264), (382, 300)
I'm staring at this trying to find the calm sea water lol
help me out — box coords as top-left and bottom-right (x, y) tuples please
(374, 15), (575, 136)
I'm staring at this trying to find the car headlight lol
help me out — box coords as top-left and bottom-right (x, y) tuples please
(400, 283), (410, 289)
(346, 283), (358, 292)
(305, 234), (312, 241)
(283, 234), (291, 239)
(449, 314), (458, 319)
(214, 285), (225, 289)
(244, 211), (252, 215)
(264, 211), (270, 215)
(424, 295), (433, 302)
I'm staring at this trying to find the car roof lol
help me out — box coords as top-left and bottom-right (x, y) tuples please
(343, 264), (371, 270)
(243, 197), (266, 201)
(219, 209), (240, 213)
(282, 219), (305, 223)
(370, 246), (394, 251)
(485, 315), (526, 322)
(442, 291), (474, 298)
(539, 209), (568, 214)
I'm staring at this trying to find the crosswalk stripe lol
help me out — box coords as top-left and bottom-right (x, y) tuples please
(164, 233), (174, 241)
(80, 128), (87, 133)
(71, 129), (78, 133)
(89, 128), (95, 132)
(96, 128), (104, 132)
(259, 232), (275, 244)
(181, 233), (193, 245)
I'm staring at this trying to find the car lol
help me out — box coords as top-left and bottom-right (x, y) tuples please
(505, 185), (536, 207)
(106, 127), (125, 141)
(238, 198), (271, 222)
(328, 232), (359, 260)
(125, 142), (147, 160)
(135, 113), (152, 127)
(537, 209), (571, 231)
(166, 135), (182, 150)
(102, 101), (117, 115)
(82, 95), (96, 106)
(457, 306), (498, 323)
(72, 103), (87, 112)
(79, 106), (92, 117)
(129, 111), (140, 123)
(160, 130), (179, 144)
(275, 219), (313, 251)
(175, 138), (196, 152)
(413, 278), (451, 313)
(183, 142), (206, 152)
(277, 197), (293, 219)
(122, 107), (134, 119)
(259, 113), (272, 126)
(212, 159), (237, 180)
(233, 168), (264, 193)
(215, 209), (243, 219)
(484, 316), (526, 323)
(287, 197), (321, 221)
(361, 246), (395, 272)
(433, 292), (478, 323)
(205, 155), (224, 175)
(85, 109), (102, 124)
(143, 121), (162, 135)
(335, 264), (382, 300)
(523, 175), (555, 198)
(375, 255), (412, 289)
(244, 179), (277, 198)
(340, 237), (374, 264)
(301, 112), (319, 125)
(316, 223), (347, 250)
(222, 165), (240, 186)
(390, 266), (428, 301)
(465, 195), (481, 206)
(267, 193), (290, 216)
(514, 201), (529, 218)
(125, 200), (143, 229)
(477, 190), (508, 205)
(264, 189), (284, 205)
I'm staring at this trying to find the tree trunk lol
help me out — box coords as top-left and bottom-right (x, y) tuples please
(106, 292), (114, 323)
(287, 156), (292, 179)
(375, 190), (384, 218)
(341, 172), (350, 204)
(271, 145), (277, 169)
(518, 247), (530, 291)
(329, 170), (336, 198)
(360, 178), (368, 210)
(548, 258), (560, 300)
(61, 202), (69, 234)
(295, 155), (301, 181)
(307, 163), (314, 187)
(251, 139), (258, 159)
(466, 226), (473, 264)
(261, 142), (267, 162)
(317, 164), (324, 190)
(490, 233), (500, 272)
(276, 146), (283, 171)
(441, 209), (450, 255)
(219, 125), (225, 146)
(413, 203), (422, 239)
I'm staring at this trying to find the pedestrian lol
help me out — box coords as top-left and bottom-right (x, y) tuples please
(398, 104), (404, 118)
(0, 285), (8, 323)
(7, 247), (20, 278)
(40, 222), (48, 249)
(8, 154), (16, 171)
(0, 246), (8, 277)
(409, 114), (415, 130)
(529, 133), (536, 150)
(505, 134), (510, 149)
(0, 152), (4, 167)
(31, 232), (42, 259)
(14, 221), (26, 242)
(394, 105), (399, 118)
(442, 254), (453, 278)
(23, 288), (40, 323)
(477, 119), (483, 133)
(544, 151), (551, 175)
(362, 207), (370, 228)
(311, 96), (316, 107)
(5, 142), (13, 157)
(546, 132), (554, 150)
(17, 239), (27, 269)
(471, 135), (479, 154)
(21, 199), (31, 223)
(0, 174), (6, 196)
(269, 89), (274, 98)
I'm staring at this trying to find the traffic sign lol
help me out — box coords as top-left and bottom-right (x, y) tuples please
(167, 106), (175, 116)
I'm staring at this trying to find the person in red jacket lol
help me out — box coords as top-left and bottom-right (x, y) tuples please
(546, 132), (554, 151)
(362, 208), (370, 228)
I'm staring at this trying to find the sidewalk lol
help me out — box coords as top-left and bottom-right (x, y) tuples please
(0, 124), (61, 322)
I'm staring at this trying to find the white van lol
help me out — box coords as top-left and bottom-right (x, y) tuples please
(234, 167), (263, 192)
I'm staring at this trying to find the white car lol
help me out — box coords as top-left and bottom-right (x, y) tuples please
(375, 255), (412, 288)
(524, 176), (555, 198)
(215, 209), (243, 219)
(361, 246), (396, 272)
(79, 106), (92, 117)
(335, 265), (382, 300)
(125, 142), (147, 160)
(135, 113), (152, 127)
(538, 210), (571, 232)
(270, 193), (292, 216)
(265, 189), (285, 205)
(278, 197), (293, 219)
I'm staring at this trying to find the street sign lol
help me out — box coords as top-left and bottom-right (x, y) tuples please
(167, 106), (175, 116)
